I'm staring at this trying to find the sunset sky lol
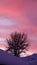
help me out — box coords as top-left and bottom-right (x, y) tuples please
(0, 0), (37, 56)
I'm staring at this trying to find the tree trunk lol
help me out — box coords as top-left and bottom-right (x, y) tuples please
(14, 50), (19, 57)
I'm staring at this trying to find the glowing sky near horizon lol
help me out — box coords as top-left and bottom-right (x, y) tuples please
(0, 0), (37, 56)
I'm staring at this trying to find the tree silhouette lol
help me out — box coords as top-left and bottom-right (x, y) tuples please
(6, 32), (29, 57)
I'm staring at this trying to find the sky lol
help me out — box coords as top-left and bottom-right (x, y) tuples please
(0, 0), (37, 57)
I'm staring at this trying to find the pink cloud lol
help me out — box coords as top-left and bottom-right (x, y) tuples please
(0, 0), (37, 55)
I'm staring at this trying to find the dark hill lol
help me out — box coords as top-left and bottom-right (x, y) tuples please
(0, 50), (37, 65)
(0, 50), (28, 65)
(22, 53), (37, 65)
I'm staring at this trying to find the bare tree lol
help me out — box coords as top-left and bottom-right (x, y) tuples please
(6, 32), (29, 57)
